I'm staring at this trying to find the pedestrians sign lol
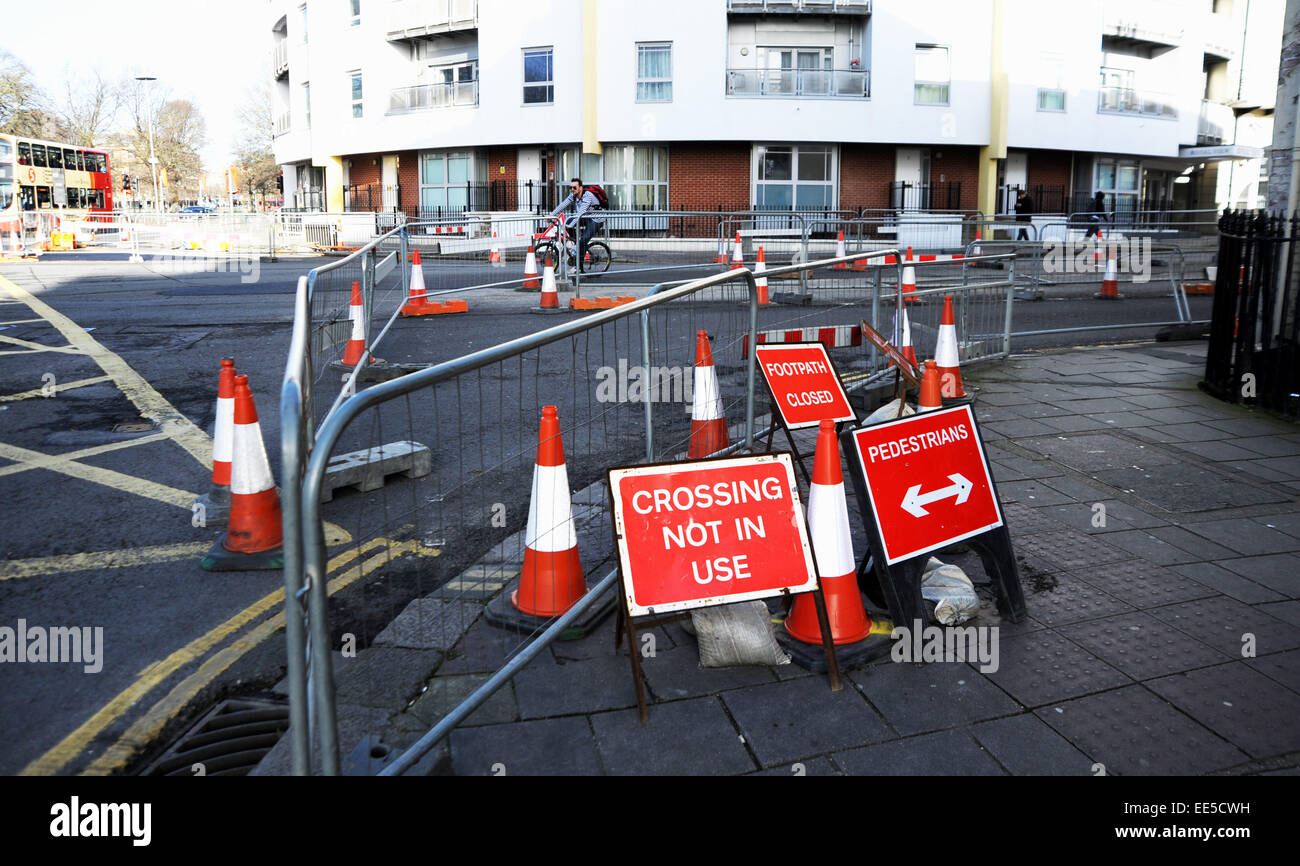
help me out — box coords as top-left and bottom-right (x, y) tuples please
(844, 404), (1002, 564)
(754, 342), (855, 430)
(609, 454), (818, 615)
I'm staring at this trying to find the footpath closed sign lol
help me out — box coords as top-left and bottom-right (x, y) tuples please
(754, 343), (855, 429)
(609, 454), (818, 616)
(845, 405), (1003, 564)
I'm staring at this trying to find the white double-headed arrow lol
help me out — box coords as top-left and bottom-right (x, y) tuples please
(901, 474), (973, 518)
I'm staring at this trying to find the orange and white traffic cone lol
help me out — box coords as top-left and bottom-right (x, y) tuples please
(755, 246), (769, 306)
(832, 230), (848, 269)
(194, 358), (237, 525)
(512, 406), (586, 617)
(488, 231), (503, 267)
(918, 360), (942, 412)
(972, 228), (983, 258)
(201, 374), (283, 571)
(341, 281), (372, 365)
(715, 234), (727, 265)
(1095, 242), (1122, 300)
(899, 308), (918, 368)
(785, 420), (873, 645)
(902, 248), (919, 304)
(935, 295), (967, 399)
(1093, 228), (1104, 272)
(522, 244), (540, 289)
(400, 250), (432, 316)
(730, 231), (744, 270)
(535, 256), (560, 313)
(689, 330), (729, 458)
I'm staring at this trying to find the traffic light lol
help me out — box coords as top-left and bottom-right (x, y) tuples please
(122, 173), (132, 193)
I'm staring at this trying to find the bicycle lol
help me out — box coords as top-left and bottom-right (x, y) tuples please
(534, 215), (611, 274)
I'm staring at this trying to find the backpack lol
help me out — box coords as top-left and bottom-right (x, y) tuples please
(584, 184), (608, 209)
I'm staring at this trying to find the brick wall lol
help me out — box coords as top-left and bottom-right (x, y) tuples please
(1026, 148), (1073, 194)
(346, 153), (382, 188)
(839, 144), (894, 210)
(396, 150), (419, 214)
(929, 146), (979, 211)
(667, 142), (752, 210)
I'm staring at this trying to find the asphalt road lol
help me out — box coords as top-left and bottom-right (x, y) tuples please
(0, 246), (1213, 775)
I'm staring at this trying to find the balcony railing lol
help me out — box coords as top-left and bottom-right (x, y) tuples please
(389, 80), (479, 114)
(387, 0), (477, 40)
(1198, 99), (1234, 145)
(1101, 0), (1183, 48)
(272, 40), (288, 77)
(1097, 86), (1178, 119)
(726, 67), (869, 98)
(274, 111), (291, 137)
(726, 0), (871, 12)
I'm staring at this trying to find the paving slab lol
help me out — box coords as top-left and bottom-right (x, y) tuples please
(1020, 573), (1135, 627)
(748, 757), (841, 776)
(997, 480), (1077, 507)
(1183, 518), (1300, 556)
(372, 597), (482, 651)
(1245, 649), (1300, 695)
(1170, 439), (1267, 463)
(406, 672), (519, 728)
(1147, 596), (1300, 656)
(333, 647), (445, 710)
(848, 660), (1020, 736)
(1100, 529), (1205, 565)
(513, 651), (642, 718)
(639, 645), (780, 701)
(1017, 433), (1178, 474)
(449, 717), (603, 776)
(1147, 663), (1300, 759)
(1145, 525), (1241, 561)
(1059, 611), (1229, 680)
(1257, 601), (1300, 629)
(1171, 562), (1286, 605)
(983, 629), (1132, 707)
(591, 697), (755, 775)
(1217, 554), (1300, 597)
(982, 418), (1061, 438)
(832, 729), (1006, 775)
(1015, 530), (1132, 572)
(968, 714), (1094, 776)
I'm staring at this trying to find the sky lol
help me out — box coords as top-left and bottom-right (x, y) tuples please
(3, 0), (264, 171)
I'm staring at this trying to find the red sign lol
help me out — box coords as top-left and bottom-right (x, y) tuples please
(609, 454), (818, 616)
(754, 343), (855, 430)
(845, 405), (1002, 565)
(858, 320), (920, 385)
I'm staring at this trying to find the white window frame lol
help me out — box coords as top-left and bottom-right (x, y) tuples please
(302, 81), (311, 128)
(913, 44), (950, 106)
(348, 69), (363, 118)
(1036, 53), (1065, 112)
(750, 144), (838, 211)
(299, 3), (308, 43)
(635, 42), (673, 103)
(522, 46), (554, 106)
(350, 0), (360, 26)
(418, 150), (478, 213)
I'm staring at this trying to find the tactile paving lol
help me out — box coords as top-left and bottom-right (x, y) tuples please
(1060, 612), (1228, 680)
(1022, 574), (1134, 627)
(1147, 663), (1300, 759)
(984, 630), (1131, 707)
(1016, 530), (1131, 572)
(1070, 559), (1219, 609)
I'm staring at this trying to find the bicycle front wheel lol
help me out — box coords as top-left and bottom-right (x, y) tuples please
(585, 241), (612, 273)
(534, 241), (559, 272)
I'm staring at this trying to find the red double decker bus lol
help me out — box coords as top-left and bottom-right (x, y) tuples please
(0, 133), (113, 238)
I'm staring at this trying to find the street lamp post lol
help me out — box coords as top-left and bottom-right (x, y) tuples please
(135, 76), (160, 212)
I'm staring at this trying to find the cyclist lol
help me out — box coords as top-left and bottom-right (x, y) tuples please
(548, 177), (605, 273)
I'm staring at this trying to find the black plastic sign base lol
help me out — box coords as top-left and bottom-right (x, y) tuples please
(483, 576), (618, 641)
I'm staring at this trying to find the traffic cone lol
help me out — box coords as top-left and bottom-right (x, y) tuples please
(918, 360), (942, 412)
(935, 295), (967, 399)
(832, 230), (848, 269)
(400, 250), (432, 316)
(689, 330), (728, 459)
(193, 358), (237, 525)
(7, 230), (21, 257)
(201, 374), (283, 571)
(536, 256), (560, 312)
(341, 281), (371, 365)
(1095, 243), (1122, 300)
(512, 406), (586, 617)
(899, 308), (918, 368)
(715, 235), (727, 265)
(972, 228), (983, 257)
(488, 231), (503, 267)
(522, 244), (540, 289)
(902, 247), (918, 304)
(1093, 229), (1104, 271)
(785, 420), (873, 645)
(730, 231), (744, 270)
(755, 246), (769, 306)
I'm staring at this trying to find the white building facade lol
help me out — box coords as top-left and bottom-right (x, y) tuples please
(269, 0), (1281, 217)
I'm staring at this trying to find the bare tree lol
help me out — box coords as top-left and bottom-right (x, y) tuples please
(120, 81), (206, 206)
(233, 82), (279, 199)
(0, 49), (64, 139)
(58, 68), (121, 147)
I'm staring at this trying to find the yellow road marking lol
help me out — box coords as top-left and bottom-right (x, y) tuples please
(20, 534), (436, 776)
(82, 538), (441, 775)
(0, 431), (174, 480)
(0, 374), (113, 402)
(0, 541), (213, 582)
(0, 334), (83, 354)
(0, 440), (196, 509)
(0, 275), (212, 468)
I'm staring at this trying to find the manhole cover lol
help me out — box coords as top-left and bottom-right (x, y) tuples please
(142, 698), (290, 776)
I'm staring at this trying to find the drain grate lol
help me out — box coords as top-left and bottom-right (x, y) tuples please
(142, 698), (290, 776)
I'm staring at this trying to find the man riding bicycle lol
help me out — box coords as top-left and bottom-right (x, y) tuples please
(549, 177), (605, 273)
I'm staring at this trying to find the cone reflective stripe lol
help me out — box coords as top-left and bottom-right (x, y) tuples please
(522, 244), (540, 289)
(899, 308), (918, 367)
(755, 246), (769, 306)
(689, 330), (729, 459)
(902, 248), (918, 304)
(211, 358), (237, 491)
(786, 420), (872, 645)
(513, 406), (586, 617)
(341, 281), (369, 366)
(716, 235), (727, 264)
(1094, 229), (1104, 270)
(539, 256), (559, 309)
(1095, 244), (1122, 300)
(730, 231), (744, 270)
(488, 231), (503, 266)
(918, 359), (942, 412)
(935, 295), (967, 398)
(833, 230), (848, 268)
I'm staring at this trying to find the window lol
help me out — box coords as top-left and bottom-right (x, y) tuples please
(46, 147), (63, 170)
(1095, 159), (1140, 214)
(636, 43), (672, 102)
(349, 71), (363, 118)
(17, 141), (30, 166)
(523, 47), (553, 104)
(431, 61), (478, 106)
(753, 145), (836, 210)
(1037, 53), (1065, 111)
(89, 152), (106, 173)
(914, 44), (949, 105)
(299, 4), (308, 42)
(349, 0), (360, 26)
(561, 145), (669, 209)
(419, 151), (475, 212)
(31, 144), (47, 168)
(303, 82), (311, 127)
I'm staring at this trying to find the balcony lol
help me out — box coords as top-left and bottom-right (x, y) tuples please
(272, 40), (288, 79)
(389, 80), (479, 114)
(1101, 0), (1182, 53)
(1198, 99), (1234, 145)
(387, 0), (477, 41)
(726, 67), (869, 98)
(1097, 86), (1178, 119)
(274, 111), (291, 137)
(726, 0), (871, 13)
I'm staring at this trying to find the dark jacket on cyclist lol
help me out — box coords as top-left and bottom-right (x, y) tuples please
(549, 185), (605, 272)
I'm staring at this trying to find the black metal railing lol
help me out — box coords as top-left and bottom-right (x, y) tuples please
(888, 181), (962, 212)
(999, 184), (1067, 215)
(1202, 210), (1300, 419)
(343, 183), (402, 213)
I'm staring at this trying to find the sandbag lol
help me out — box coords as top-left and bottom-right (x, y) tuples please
(920, 556), (980, 625)
(863, 397), (915, 426)
(692, 601), (790, 667)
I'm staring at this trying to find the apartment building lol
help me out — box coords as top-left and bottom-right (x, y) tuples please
(269, 0), (1282, 217)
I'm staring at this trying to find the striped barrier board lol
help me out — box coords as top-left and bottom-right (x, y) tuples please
(742, 324), (862, 359)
